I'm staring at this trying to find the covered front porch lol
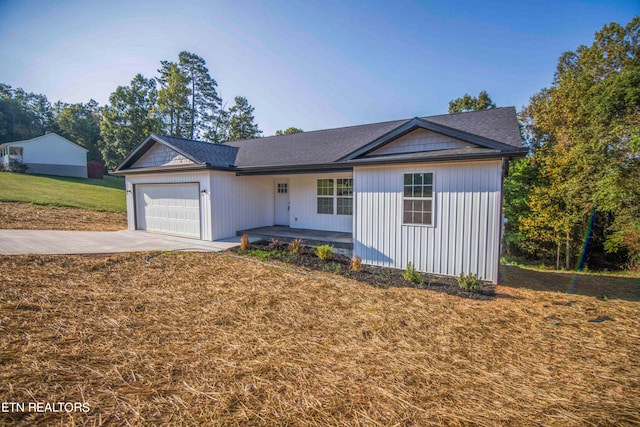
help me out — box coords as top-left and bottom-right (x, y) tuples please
(237, 226), (353, 250)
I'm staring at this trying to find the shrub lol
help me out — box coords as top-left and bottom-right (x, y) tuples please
(322, 262), (342, 274)
(316, 245), (333, 261)
(350, 255), (362, 272)
(267, 239), (286, 250)
(240, 233), (251, 251)
(246, 249), (271, 260)
(457, 272), (483, 292)
(332, 262), (342, 274)
(402, 262), (424, 286)
(288, 238), (304, 255)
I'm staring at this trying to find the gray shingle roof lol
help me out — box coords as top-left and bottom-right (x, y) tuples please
(153, 134), (238, 168)
(225, 118), (407, 168)
(116, 107), (525, 173)
(226, 107), (523, 168)
(424, 107), (522, 148)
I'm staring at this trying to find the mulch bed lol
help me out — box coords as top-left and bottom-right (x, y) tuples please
(231, 240), (496, 299)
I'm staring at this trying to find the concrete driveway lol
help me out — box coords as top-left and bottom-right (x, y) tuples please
(0, 230), (242, 255)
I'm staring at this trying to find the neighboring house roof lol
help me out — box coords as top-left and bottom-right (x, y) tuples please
(114, 107), (526, 175)
(0, 132), (89, 152)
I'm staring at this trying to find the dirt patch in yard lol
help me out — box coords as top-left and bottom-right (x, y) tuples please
(0, 202), (127, 231)
(1, 252), (639, 426)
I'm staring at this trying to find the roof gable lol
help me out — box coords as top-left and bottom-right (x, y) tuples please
(340, 115), (522, 161)
(115, 134), (239, 172)
(0, 132), (88, 152)
(131, 142), (196, 168)
(364, 128), (475, 157)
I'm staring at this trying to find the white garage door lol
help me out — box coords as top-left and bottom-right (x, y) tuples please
(135, 183), (201, 238)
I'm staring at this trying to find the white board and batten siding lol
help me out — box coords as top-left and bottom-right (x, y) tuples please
(353, 160), (503, 283)
(287, 173), (353, 233)
(209, 172), (274, 240)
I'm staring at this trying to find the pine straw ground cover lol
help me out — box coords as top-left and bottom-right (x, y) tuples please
(0, 253), (639, 426)
(0, 202), (127, 231)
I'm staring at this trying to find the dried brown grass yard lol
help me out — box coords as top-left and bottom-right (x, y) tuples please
(0, 202), (126, 231)
(1, 252), (639, 426)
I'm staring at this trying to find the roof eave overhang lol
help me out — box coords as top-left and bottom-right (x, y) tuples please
(235, 163), (353, 176)
(340, 117), (524, 161)
(109, 163), (233, 176)
(233, 150), (527, 176)
(344, 150), (528, 168)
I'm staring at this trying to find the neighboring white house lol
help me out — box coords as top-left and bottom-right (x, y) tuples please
(0, 133), (88, 178)
(112, 108), (527, 283)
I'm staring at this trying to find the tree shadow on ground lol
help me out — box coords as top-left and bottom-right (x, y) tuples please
(499, 265), (640, 302)
(30, 174), (125, 190)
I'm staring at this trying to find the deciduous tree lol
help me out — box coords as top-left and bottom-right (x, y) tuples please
(99, 74), (162, 169)
(275, 127), (303, 136)
(54, 100), (102, 161)
(506, 17), (640, 268)
(448, 90), (496, 113)
(0, 84), (56, 142)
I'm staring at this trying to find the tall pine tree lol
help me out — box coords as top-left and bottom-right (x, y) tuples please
(178, 51), (222, 140)
(157, 62), (190, 137)
(227, 96), (262, 141)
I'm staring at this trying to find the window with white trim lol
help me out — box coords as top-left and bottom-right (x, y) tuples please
(336, 178), (353, 215)
(403, 173), (433, 225)
(317, 179), (334, 214)
(317, 178), (353, 215)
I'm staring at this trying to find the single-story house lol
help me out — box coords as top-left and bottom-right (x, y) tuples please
(112, 107), (527, 283)
(0, 132), (88, 178)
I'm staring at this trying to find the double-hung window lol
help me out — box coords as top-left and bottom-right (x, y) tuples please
(317, 179), (334, 214)
(317, 178), (353, 215)
(403, 173), (433, 225)
(336, 178), (353, 215)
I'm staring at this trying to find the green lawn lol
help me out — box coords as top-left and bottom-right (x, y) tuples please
(0, 172), (126, 212)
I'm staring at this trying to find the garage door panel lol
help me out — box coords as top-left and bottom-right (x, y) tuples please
(135, 184), (201, 238)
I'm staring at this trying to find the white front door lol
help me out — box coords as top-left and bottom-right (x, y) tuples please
(274, 180), (289, 226)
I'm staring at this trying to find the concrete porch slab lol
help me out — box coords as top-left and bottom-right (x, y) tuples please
(237, 226), (353, 250)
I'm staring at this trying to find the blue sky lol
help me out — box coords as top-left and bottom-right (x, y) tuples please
(0, 0), (637, 136)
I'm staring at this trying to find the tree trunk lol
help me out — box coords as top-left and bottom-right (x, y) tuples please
(565, 230), (571, 270)
(556, 239), (561, 270)
(191, 79), (196, 140)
